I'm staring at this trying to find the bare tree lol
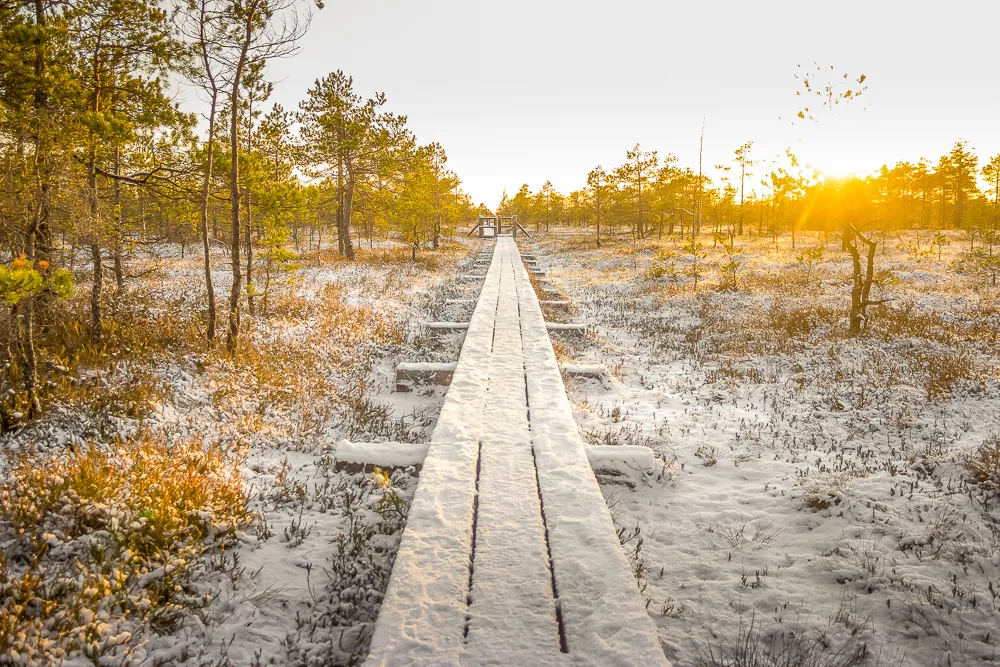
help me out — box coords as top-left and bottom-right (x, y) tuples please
(842, 223), (889, 335)
(586, 166), (608, 249)
(178, 0), (230, 344)
(734, 141), (753, 236)
(219, 0), (315, 355)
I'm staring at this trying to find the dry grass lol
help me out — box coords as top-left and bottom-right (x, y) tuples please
(526, 265), (550, 301)
(207, 283), (409, 444)
(923, 350), (982, 400)
(299, 240), (467, 270)
(535, 227), (1000, 665)
(0, 290), (205, 429)
(0, 433), (253, 661)
(963, 436), (1000, 499)
(0, 238), (471, 665)
(698, 613), (870, 667)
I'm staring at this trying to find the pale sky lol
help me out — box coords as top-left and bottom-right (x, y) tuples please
(261, 0), (1000, 208)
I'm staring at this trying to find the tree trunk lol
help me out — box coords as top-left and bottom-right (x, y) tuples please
(245, 193), (254, 315)
(843, 225), (877, 335)
(91, 244), (103, 341)
(112, 147), (125, 294)
(200, 92), (218, 344)
(87, 145), (103, 341)
(225, 36), (250, 356)
(337, 158), (345, 256)
(32, 0), (51, 265)
(739, 165), (745, 236)
(637, 177), (642, 239)
(596, 206), (601, 249)
(22, 201), (39, 418)
(342, 176), (356, 260)
(263, 258), (272, 315)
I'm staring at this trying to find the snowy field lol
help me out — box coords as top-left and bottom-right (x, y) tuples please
(3, 230), (997, 667)
(0, 241), (479, 666)
(530, 228), (1000, 667)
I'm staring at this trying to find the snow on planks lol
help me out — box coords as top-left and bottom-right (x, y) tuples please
(464, 241), (561, 661)
(366, 237), (667, 667)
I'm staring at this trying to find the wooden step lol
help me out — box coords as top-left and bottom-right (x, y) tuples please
(395, 362), (457, 392)
(428, 321), (470, 332)
(333, 440), (430, 474)
(367, 237), (665, 667)
(546, 323), (587, 334)
(559, 364), (608, 381)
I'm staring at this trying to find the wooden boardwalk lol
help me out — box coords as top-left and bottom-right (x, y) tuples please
(366, 237), (667, 666)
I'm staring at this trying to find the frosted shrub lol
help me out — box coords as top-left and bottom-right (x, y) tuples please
(0, 433), (253, 663)
(964, 436), (1000, 501)
(923, 350), (981, 400)
(284, 467), (413, 666)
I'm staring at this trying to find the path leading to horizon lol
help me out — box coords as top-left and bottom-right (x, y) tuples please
(365, 237), (667, 666)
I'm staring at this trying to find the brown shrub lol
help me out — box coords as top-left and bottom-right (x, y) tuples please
(299, 241), (466, 270)
(963, 436), (1000, 497)
(766, 302), (840, 340)
(0, 433), (252, 660)
(924, 350), (980, 400)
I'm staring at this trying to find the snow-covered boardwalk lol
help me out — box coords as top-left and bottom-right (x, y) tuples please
(366, 238), (667, 666)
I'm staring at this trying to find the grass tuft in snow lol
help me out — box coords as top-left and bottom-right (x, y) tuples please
(963, 435), (1000, 502)
(698, 612), (871, 667)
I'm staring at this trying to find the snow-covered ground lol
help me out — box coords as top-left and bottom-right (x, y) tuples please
(529, 229), (1000, 667)
(5, 231), (997, 666)
(0, 240), (479, 666)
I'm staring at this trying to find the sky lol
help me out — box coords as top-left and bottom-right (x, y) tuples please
(257, 0), (1000, 208)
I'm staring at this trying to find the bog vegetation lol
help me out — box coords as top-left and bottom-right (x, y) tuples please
(0, 0), (484, 422)
(0, 0), (481, 662)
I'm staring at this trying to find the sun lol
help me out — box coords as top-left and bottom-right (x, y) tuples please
(815, 166), (860, 184)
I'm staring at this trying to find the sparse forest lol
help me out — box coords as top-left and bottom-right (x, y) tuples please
(0, 0), (483, 663)
(0, 0), (482, 420)
(500, 140), (999, 269)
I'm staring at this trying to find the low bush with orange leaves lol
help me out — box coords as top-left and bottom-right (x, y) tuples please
(0, 432), (254, 663)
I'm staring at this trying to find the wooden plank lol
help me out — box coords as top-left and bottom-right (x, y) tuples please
(512, 240), (668, 667)
(464, 241), (561, 660)
(395, 362), (457, 392)
(366, 246), (501, 667)
(546, 323), (587, 333)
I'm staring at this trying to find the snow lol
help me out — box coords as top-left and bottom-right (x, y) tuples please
(560, 364), (609, 379)
(585, 445), (659, 476)
(464, 239), (562, 662)
(513, 241), (669, 666)
(364, 439), (479, 666)
(395, 362), (459, 372)
(367, 242), (502, 665)
(529, 230), (1000, 666)
(0, 240), (478, 666)
(335, 440), (431, 469)
(546, 323), (588, 331)
(428, 322), (471, 330)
